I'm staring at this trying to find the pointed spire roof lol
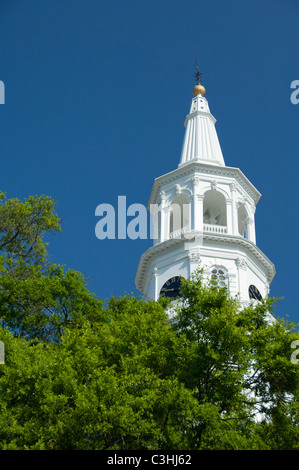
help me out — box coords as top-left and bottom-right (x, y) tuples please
(179, 76), (225, 167)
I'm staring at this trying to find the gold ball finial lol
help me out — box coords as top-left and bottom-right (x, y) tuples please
(193, 84), (206, 97)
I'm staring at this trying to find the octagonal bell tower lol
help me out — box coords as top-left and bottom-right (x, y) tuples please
(135, 73), (275, 304)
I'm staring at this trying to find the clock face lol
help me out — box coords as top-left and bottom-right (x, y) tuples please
(160, 276), (183, 299)
(249, 284), (262, 301)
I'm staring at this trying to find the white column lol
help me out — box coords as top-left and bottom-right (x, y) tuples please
(153, 267), (158, 301)
(196, 195), (204, 232)
(249, 204), (256, 244)
(235, 258), (248, 299)
(188, 251), (201, 276)
(245, 216), (254, 243)
(160, 191), (167, 242)
(164, 204), (170, 240)
(188, 194), (193, 231)
(192, 177), (201, 231)
(226, 200), (233, 234)
(230, 183), (238, 235)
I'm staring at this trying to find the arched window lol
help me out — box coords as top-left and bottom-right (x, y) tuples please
(169, 194), (190, 234)
(203, 190), (227, 227)
(210, 266), (229, 288)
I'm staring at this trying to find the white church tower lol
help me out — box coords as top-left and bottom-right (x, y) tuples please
(135, 71), (275, 303)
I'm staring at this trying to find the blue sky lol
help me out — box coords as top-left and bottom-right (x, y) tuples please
(0, 0), (298, 323)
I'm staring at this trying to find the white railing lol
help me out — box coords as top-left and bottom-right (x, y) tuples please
(168, 224), (228, 239)
(203, 224), (227, 234)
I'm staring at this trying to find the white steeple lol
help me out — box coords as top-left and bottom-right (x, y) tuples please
(179, 84), (225, 167)
(135, 74), (275, 305)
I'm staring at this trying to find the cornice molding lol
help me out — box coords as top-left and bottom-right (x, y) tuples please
(148, 162), (261, 208)
(184, 110), (216, 126)
(135, 232), (275, 292)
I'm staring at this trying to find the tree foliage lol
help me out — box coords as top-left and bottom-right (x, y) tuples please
(0, 192), (103, 340)
(0, 191), (60, 274)
(0, 193), (298, 450)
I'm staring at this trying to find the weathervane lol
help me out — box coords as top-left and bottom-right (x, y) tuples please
(193, 59), (202, 85)
(192, 58), (206, 97)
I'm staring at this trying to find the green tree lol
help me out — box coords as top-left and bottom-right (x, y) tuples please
(0, 193), (298, 450)
(0, 298), (200, 450)
(0, 192), (103, 340)
(0, 191), (60, 276)
(0, 282), (298, 450)
(170, 271), (299, 449)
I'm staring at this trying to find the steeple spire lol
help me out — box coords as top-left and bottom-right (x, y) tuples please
(179, 70), (225, 167)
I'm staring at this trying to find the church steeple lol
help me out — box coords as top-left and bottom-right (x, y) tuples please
(179, 76), (225, 167)
(135, 75), (275, 304)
